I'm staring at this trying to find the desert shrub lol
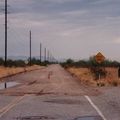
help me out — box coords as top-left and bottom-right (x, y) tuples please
(61, 59), (74, 68)
(7, 59), (25, 67)
(97, 81), (105, 87)
(61, 56), (120, 68)
(90, 67), (107, 80)
(7, 59), (14, 67)
(110, 80), (119, 86)
(0, 58), (4, 65)
(14, 60), (26, 67)
(27, 57), (50, 66)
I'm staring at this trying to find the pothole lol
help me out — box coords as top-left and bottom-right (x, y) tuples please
(15, 116), (56, 120)
(44, 99), (81, 105)
(0, 82), (20, 90)
(74, 116), (103, 120)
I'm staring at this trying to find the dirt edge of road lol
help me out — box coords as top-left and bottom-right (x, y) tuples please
(0, 65), (45, 82)
(63, 67), (102, 96)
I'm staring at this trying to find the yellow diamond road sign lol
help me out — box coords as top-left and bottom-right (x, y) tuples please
(95, 52), (105, 63)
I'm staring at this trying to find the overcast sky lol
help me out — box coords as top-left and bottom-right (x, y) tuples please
(0, 0), (120, 61)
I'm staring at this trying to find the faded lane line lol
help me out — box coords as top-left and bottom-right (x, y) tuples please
(0, 95), (26, 118)
(0, 96), (24, 113)
(85, 95), (107, 120)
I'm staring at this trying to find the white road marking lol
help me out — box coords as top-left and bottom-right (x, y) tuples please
(0, 95), (26, 118)
(85, 95), (107, 120)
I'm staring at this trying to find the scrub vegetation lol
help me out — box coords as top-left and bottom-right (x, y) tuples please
(0, 57), (51, 67)
(62, 57), (120, 87)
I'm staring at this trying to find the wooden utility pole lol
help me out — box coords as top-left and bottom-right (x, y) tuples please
(29, 30), (32, 66)
(47, 50), (49, 62)
(5, 0), (7, 67)
(40, 43), (42, 63)
(4, 0), (8, 88)
(44, 48), (46, 62)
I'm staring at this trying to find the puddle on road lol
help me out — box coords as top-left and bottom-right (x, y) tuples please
(0, 82), (20, 90)
(74, 116), (103, 120)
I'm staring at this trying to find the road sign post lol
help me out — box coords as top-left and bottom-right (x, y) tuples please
(95, 52), (105, 80)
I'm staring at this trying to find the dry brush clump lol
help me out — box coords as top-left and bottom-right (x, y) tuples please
(63, 58), (120, 87)
(67, 67), (120, 87)
(67, 67), (96, 86)
(0, 65), (42, 81)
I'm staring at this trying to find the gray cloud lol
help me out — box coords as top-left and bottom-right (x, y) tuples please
(0, 0), (120, 61)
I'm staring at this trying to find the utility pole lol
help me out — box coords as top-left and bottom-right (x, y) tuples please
(4, 0), (7, 67)
(4, 0), (8, 88)
(50, 54), (52, 63)
(29, 30), (32, 66)
(44, 48), (46, 62)
(40, 43), (42, 63)
(47, 50), (49, 62)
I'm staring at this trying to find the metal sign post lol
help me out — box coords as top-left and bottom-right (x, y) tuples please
(99, 73), (101, 80)
(95, 52), (105, 80)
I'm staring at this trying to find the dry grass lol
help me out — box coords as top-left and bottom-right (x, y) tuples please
(0, 65), (42, 80)
(67, 67), (120, 87)
(67, 67), (96, 86)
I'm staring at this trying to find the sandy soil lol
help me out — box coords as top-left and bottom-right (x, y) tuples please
(0, 65), (43, 80)
(67, 67), (120, 86)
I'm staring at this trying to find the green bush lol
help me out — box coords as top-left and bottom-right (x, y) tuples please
(97, 82), (105, 87)
(90, 67), (107, 80)
(0, 58), (4, 65)
(111, 81), (118, 87)
(7, 59), (25, 67)
(61, 57), (120, 68)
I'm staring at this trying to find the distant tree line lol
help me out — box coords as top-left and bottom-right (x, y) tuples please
(0, 58), (25, 67)
(61, 57), (120, 80)
(61, 57), (120, 68)
(0, 57), (52, 67)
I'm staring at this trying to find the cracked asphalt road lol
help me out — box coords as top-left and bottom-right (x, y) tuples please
(0, 65), (120, 120)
